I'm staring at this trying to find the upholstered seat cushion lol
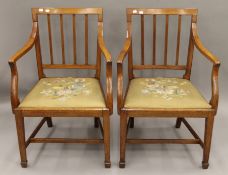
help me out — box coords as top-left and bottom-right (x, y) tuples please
(124, 78), (211, 109)
(19, 77), (106, 108)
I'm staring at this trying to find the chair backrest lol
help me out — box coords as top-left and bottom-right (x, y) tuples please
(126, 8), (198, 79)
(32, 8), (103, 78)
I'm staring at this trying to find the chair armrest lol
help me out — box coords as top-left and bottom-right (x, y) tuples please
(97, 23), (113, 114)
(192, 23), (221, 113)
(98, 22), (111, 63)
(192, 23), (220, 66)
(8, 22), (38, 112)
(9, 22), (38, 64)
(117, 38), (131, 113)
(117, 38), (131, 64)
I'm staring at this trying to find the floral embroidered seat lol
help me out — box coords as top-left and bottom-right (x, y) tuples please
(124, 78), (211, 109)
(19, 78), (106, 108)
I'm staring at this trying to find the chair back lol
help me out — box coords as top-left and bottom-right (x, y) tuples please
(32, 8), (104, 78)
(126, 8), (198, 79)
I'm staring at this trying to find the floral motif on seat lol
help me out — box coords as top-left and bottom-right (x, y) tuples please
(40, 78), (91, 101)
(141, 78), (190, 100)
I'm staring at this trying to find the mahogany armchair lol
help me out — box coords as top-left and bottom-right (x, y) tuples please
(117, 8), (220, 169)
(9, 8), (112, 168)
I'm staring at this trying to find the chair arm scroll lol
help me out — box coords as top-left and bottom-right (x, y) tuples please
(117, 38), (131, 64)
(8, 22), (38, 112)
(97, 22), (113, 113)
(8, 22), (38, 64)
(192, 23), (220, 66)
(98, 22), (111, 63)
(117, 38), (131, 113)
(192, 23), (221, 113)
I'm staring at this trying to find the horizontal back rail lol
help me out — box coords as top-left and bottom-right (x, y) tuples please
(32, 8), (103, 21)
(43, 64), (97, 69)
(133, 65), (186, 70)
(127, 8), (198, 16)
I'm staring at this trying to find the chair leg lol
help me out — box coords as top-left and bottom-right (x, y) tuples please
(94, 117), (99, 128)
(175, 118), (183, 128)
(103, 111), (111, 168)
(15, 112), (27, 168)
(129, 117), (134, 128)
(202, 114), (215, 169)
(46, 117), (53, 127)
(119, 111), (127, 168)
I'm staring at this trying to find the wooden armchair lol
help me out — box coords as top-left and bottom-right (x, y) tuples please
(117, 8), (220, 169)
(9, 8), (112, 168)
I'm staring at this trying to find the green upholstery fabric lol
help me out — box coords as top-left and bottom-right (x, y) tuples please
(124, 78), (211, 109)
(19, 77), (106, 108)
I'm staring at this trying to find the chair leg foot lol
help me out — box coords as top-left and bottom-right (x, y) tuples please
(202, 115), (214, 170)
(15, 113), (27, 169)
(175, 118), (182, 128)
(202, 161), (209, 169)
(94, 117), (99, 128)
(103, 111), (111, 169)
(46, 117), (53, 127)
(129, 117), (134, 128)
(120, 111), (127, 169)
(20, 160), (28, 168)
(104, 161), (111, 168)
(119, 161), (125, 168)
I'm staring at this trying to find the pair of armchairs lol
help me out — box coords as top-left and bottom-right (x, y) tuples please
(9, 8), (220, 169)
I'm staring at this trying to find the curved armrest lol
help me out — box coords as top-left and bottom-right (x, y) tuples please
(8, 22), (38, 112)
(117, 37), (131, 113)
(192, 23), (220, 66)
(192, 23), (221, 113)
(9, 22), (38, 64)
(98, 22), (111, 63)
(117, 38), (131, 64)
(97, 22), (113, 113)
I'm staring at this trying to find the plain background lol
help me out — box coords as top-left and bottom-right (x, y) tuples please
(0, 0), (228, 174)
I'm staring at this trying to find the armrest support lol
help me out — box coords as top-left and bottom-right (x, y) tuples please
(210, 64), (220, 114)
(117, 38), (131, 113)
(192, 23), (221, 113)
(105, 61), (113, 114)
(8, 22), (38, 112)
(9, 63), (20, 112)
(117, 62), (124, 114)
(97, 23), (113, 114)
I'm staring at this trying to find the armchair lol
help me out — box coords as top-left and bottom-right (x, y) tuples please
(9, 8), (112, 168)
(117, 8), (220, 169)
